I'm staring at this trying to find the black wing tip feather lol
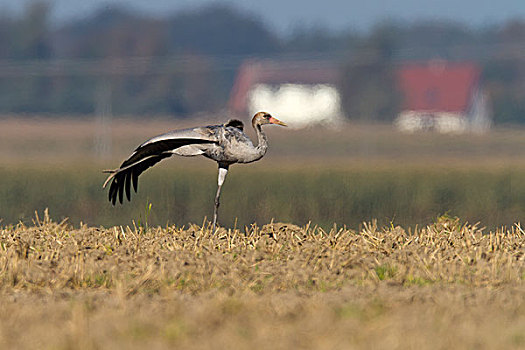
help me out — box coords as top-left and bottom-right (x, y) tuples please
(105, 137), (215, 205)
(107, 171), (138, 205)
(106, 154), (170, 205)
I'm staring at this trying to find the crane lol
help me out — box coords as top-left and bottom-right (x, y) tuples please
(103, 112), (287, 230)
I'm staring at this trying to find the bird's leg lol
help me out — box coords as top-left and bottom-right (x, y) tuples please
(212, 165), (229, 232)
(212, 184), (222, 231)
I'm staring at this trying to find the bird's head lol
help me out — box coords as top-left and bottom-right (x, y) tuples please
(252, 112), (287, 128)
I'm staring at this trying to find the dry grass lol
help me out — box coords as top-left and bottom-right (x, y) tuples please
(0, 212), (524, 349)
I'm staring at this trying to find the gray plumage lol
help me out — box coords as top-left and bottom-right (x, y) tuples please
(103, 112), (287, 230)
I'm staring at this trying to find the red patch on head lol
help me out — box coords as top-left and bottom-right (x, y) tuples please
(268, 116), (287, 126)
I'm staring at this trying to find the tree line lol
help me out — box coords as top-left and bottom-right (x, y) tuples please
(0, 2), (525, 123)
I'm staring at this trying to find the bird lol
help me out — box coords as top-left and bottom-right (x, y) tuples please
(102, 111), (287, 230)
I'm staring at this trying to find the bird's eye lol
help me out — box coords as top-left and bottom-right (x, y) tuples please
(265, 114), (271, 119)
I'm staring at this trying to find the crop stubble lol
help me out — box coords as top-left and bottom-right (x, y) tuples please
(0, 212), (523, 349)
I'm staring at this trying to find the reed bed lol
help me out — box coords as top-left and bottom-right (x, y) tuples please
(2, 165), (525, 229)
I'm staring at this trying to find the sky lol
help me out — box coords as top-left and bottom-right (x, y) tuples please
(2, 0), (525, 33)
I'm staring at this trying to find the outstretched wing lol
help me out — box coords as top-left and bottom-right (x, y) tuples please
(103, 127), (218, 205)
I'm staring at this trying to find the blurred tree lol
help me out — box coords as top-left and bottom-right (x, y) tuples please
(282, 24), (356, 54)
(338, 24), (401, 122)
(108, 54), (221, 116)
(47, 4), (278, 116)
(167, 4), (281, 55)
(47, 6), (226, 116)
(16, 1), (52, 59)
(394, 21), (483, 59)
(0, 2), (55, 114)
(0, 14), (15, 58)
(483, 58), (525, 124)
(481, 20), (525, 124)
(499, 20), (525, 44)
(0, 2), (52, 60)
(55, 7), (169, 58)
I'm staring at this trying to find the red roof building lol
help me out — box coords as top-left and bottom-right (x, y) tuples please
(395, 61), (491, 133)
(398, 62), (480, 113)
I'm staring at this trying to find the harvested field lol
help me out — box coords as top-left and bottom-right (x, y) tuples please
(1, 212), (524, 349)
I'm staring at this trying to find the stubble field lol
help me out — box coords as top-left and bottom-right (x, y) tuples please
(1, 213), (524, 349)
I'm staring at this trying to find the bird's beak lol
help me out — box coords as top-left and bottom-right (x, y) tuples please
(269, 117), (287, 127)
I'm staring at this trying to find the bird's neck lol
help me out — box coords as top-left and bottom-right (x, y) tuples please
(252, 123), (268, 161)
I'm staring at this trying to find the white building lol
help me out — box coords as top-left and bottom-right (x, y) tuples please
(229, 60), (342, 128)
